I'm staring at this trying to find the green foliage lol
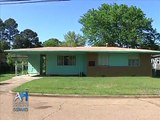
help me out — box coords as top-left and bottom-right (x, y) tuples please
(79, 3), (160, 49)
(63, 31), (86, 47)
(3, 18), (19, 45)
(13, 29), (42, 48)
(43, 38), (61, 47)
(6, 53), (14, 66)
(0, 18), (19, 51)
(4, 18), (19, 41)
(141, 28), (160, 50)
(0, 18), (5, 38)
(0, 40), (10, 52)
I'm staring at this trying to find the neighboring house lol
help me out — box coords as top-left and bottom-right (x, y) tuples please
(151, 55), (160, 77)
(5, 47), (160, 76)
(151, 55), (160, 70)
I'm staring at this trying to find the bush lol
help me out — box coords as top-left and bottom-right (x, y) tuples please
(0, 62), (14, 74)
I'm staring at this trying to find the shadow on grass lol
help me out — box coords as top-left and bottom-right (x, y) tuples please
(0, 83), (10, 85)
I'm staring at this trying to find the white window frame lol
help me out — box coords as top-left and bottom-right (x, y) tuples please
(98, 54), (108, 66)
(128, 55), (140, 67)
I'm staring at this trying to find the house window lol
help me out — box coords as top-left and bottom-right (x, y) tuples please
(128, 55), (140, 67)
(57, 56), (76, 66)
(98, 54), (108, 66)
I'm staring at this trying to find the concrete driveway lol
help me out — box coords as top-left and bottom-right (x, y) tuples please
(0, 76), (160, 120)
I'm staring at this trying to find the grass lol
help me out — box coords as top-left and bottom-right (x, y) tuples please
(14, 77), (160, 96)
(0, 73), (15, 82)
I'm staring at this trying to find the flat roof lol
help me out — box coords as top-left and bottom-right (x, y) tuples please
(4, 47), (160, 54)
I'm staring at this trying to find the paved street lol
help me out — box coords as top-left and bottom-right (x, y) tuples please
(0, 76), (160, 120)
(0, 93), (160, 120)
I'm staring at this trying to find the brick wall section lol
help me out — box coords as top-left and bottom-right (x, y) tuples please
(87, 53), (152, 76)
(87, 53), (98, 65)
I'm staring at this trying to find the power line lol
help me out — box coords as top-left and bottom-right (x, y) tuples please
(0, 0), (70, 5)
(0, 0), (32, 2)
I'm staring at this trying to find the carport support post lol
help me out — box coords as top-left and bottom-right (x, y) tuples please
(15, 59), (18, 76)
(22, 60), (24, 75)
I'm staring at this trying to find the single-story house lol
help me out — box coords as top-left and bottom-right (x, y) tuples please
(5, 47), (160, 76)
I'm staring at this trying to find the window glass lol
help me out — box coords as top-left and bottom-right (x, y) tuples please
(57, 56), (76, 66)
(128, 55), (140, 66)
(129, 59), (140, 66)
(98, 54), (108, 66)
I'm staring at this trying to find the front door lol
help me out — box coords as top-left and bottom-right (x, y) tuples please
(40, 54), (46, 75)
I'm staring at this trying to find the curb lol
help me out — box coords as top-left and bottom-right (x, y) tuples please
(9, 91), (160, 98)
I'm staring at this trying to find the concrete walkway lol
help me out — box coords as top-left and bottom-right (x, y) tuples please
(0, 75), (41, 92)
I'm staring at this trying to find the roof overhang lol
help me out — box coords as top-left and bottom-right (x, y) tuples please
(4, 47), (160, 54)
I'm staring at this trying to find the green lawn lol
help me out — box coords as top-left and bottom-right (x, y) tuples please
(14, 77), (160, 96)
(0, 74), (15, 82)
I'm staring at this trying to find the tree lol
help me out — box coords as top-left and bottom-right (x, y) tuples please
(0, 18), (17, 73)
(0, 18), (19, 51)
(141, 28), (160, 50)
(0, 40), (10, 52)
(0, 19), (10, 52)
(3, 18), (19, 46)
(63, 31), (86, 47)
(43, 38), (61, 47)
(13, 29), (42, 48)
(0, 18), (42, 50)
(79, 3), (159, 49)
(0, 18), (5, 40)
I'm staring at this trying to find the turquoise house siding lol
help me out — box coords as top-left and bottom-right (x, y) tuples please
(27, 52), (139, 75)
(46, 53), (87, 75)
(109, 54), (129, 66)
(98, 53), (139, 66)
(28, 54), (40, 75)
